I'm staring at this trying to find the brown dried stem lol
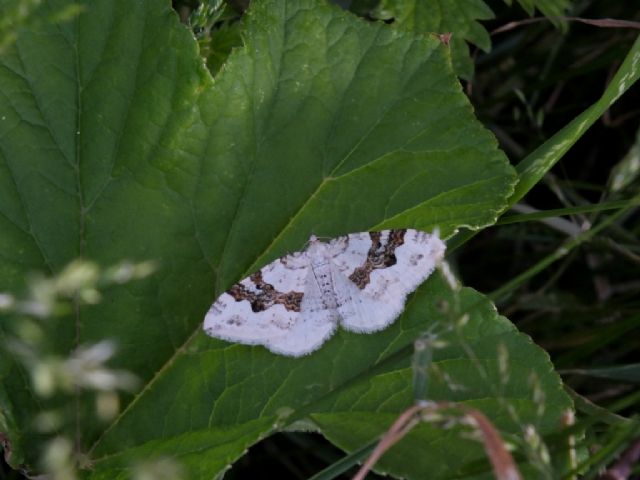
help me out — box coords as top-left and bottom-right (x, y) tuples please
(491, 17), (640, 36)
(353, 402), (521, 480)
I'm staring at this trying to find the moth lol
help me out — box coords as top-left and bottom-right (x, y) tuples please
(204, 229), (445, 356)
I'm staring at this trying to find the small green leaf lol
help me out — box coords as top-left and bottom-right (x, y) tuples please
(374, 0), (494, 79)
(373, 0), (571, 79)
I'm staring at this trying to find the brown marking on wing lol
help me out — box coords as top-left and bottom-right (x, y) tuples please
(226, 270), (304, 312)
(349, 229), (407, 289)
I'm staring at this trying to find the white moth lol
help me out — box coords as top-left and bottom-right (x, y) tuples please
(204, 229), (446, 356)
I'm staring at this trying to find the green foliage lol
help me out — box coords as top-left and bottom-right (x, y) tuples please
(188, 0), (244, 75)
(373, 0), (494, 79)
(0, 0), (638, 479)
(0, 260), (154, 478)
(371, 0), (569, 79)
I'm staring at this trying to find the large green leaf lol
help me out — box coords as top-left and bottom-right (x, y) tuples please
(0, 0), (570, 478)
